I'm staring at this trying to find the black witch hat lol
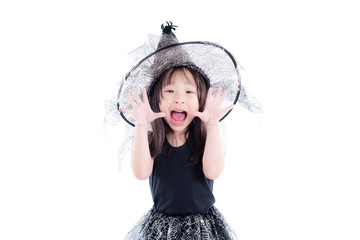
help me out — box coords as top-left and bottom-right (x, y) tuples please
(117, 21), (261, 127)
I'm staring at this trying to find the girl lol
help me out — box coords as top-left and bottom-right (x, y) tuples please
(122, 67), (237, 239)
(114, 21), (261, 239)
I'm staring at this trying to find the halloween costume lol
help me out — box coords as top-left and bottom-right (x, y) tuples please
(125, 133), (237, 240)
(105, 22), (262, 239)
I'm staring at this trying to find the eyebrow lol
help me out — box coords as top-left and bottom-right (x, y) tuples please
(165, 81), (196, 86)
(163, 83), (197, 90)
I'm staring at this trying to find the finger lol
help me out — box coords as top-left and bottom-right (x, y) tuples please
(142, 88), (149, 103)
(206, 87), (213, 104)
(133, 87), (142, 104)
(153, 112), (166, 120)
(222, 104), (235, 114)
(125, 92), (137, 107)
(192, 111), (200, 118)
(219, 90), (227, 105)
(121, 107), (133, 115)
(193, 111), (206, 121)
(214, 87), (222, 103)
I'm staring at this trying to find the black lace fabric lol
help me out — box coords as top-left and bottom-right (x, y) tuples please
(117, 33), (262, 127)
(124, 206), (237, 240)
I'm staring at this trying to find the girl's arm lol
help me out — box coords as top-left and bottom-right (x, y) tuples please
(193, 87), (234, 180)
(122, 87), (165, 180)
(202, 124), (225, 179)
(131, 124), (153, 180)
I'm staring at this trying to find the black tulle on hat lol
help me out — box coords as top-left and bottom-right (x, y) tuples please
(116, 21), (261, 127)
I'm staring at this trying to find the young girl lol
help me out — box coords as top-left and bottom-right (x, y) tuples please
(114, 21), (261, 239)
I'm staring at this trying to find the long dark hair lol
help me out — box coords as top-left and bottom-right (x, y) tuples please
(148, 66), (209, 164)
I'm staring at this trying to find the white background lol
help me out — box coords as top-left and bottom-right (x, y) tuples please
(1, 0), (359, 239)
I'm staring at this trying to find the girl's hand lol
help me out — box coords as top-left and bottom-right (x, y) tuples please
(193, 87), (234, 126)
(121, 87), (166, 126)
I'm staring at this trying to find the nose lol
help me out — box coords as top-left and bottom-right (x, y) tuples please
(174, 93), (185, 104)
(174, 99), (184, 104)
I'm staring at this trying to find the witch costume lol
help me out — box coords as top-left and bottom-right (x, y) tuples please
(105, 21), (262, 239)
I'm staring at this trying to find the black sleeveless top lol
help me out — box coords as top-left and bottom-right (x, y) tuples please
(149, 136), (215, 216)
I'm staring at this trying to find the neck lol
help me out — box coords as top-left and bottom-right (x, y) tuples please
(167, 130), (189, 147)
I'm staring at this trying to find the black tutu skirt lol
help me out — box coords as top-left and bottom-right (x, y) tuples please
(124, 206), (237, 240)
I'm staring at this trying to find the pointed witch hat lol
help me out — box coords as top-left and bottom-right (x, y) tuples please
(117, 21), (261, 127)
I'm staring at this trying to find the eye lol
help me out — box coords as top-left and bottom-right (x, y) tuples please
(186, 90), (195, 94)
(165, 90), (174, 93)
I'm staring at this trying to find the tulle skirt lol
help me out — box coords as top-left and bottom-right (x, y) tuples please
(124, 206), (237, 240)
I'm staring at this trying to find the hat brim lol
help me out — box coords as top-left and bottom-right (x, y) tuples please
(118, 40), (241, 127)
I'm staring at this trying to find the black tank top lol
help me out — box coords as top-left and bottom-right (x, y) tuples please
(149, 135), (215, 216)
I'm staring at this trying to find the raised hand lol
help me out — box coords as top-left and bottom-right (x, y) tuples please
(193, 87), (234, 126)
(121, 87), (166, 126)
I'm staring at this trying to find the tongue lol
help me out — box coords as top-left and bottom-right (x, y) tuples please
(171, 111), (186, 121)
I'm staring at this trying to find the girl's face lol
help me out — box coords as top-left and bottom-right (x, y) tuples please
(159, 69), (200, 135)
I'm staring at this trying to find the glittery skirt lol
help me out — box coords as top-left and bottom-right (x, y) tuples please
(124, 205), (237, 240)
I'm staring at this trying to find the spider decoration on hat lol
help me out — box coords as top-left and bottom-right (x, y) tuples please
(161, 21), (178, 34)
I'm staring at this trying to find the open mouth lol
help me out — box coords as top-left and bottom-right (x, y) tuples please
(170, 110), (187, 125)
